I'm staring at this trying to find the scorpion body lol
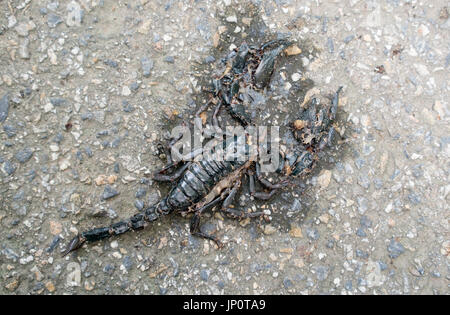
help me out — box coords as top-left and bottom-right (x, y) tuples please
(63, 38), (343, 256)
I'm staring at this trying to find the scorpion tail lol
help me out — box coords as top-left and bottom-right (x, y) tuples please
(62, 204), (163, 257)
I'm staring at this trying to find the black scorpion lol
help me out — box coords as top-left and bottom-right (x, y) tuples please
(63, 39), (342, 256)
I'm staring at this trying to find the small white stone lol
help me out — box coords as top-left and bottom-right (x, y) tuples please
(301, 57), (309, 66)
(50, 144), (59, 152)
(291, 73), (301, 82)
(44, 103), (54, 113)
(418, 24), (430, 37)
(110, 241), (118, 249)
(229, 43), (237, 51)
(163, 34), (172, 42)
(234, 26), (241, 33)
(122, 86), (131, 96)
(48, 48), (58, 65)
(59, 159), (70, 170)
(226, 15), (237, 23)
(112, 251), (122, 259)
(8, 15), (17, 28)
(71, 46), (80, 55)
(414, 63), (429, 76)
(362, 34), (371, 42)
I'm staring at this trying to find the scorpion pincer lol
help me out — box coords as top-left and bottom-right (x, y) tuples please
(63, 39), (343, 256)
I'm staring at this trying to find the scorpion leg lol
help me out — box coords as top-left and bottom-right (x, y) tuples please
(249, 171), (279, 200)
(247, 164), (288, 200)
(255, 162), (289, 189)
(189, 195), (227, 248)
(220, 179), (267, 219)
(212, 100), (224, 134)
(254, 41), (290, 89)
(190, 208), (223, 248)
(153, 162), (191, 182)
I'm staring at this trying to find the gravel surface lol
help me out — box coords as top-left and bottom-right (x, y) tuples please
(1, 0), (449, 295)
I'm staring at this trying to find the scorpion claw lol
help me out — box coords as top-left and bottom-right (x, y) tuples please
(62, 234), (85, 257)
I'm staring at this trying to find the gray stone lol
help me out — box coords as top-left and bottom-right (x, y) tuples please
(313, 266), (329, 281)
(387, 239), (405, 259)
(204, 55), (215, 64)
(122, 256), (133, 271)
(47, 14), (63, 28)
(135, 187), (147, 198)
(50, 98), (67, 106)
(18, 39), (30, 59)
(141, 57), (154, 77)
(327, 37), (334, 53)
(200, 269), (209, 281)
(163, 56), (175, 63)
(283, 277), (293, 288)
(0, 94), (10, 123)
(101, 186), (119, 200)
(104, 59), (118, 68)
(134, 199), (144, 210)
(15, 148), (33, 163)
(103, 264), (115, 275)
(3, 160), (16, 175)
(3, 125), (16, 137)
(306, 227), (319, 240)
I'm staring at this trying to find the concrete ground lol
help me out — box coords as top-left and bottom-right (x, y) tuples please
(1, 0), (449, 294)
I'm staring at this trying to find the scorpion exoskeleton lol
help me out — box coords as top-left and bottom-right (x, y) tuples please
(63, 38), (343, 256)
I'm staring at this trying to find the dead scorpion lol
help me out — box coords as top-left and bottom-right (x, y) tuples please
(63, 39), (343, 256)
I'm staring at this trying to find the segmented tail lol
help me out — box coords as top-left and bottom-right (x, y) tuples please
(62, 201), (165, 256)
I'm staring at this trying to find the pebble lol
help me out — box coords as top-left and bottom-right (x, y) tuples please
(49, 221), (62, 235)
(163, 56), (175, 63)
(122, 86), (131, 96)
(59, 159), (70, 170)
(317, 169), (331, 188)
(122, 256), (133, 271)
(326, 38), (334, 53)
(103, 264), (115, 275)
(45, 281), (55, 293)
(226, 15), (237, 23)
(141, 57), (154, 77)
(262, 225), (276, 235)
(313, 266), (329, 281)
(291, 73), (301, 82)
(66, 1), (83, 27)
(15, 21), (35, 36)
(3, 161), (16, 175)
(204, 55), (215, 64)
(102, 185), (119, 200)
(15, 148), (33, 163)
(134, 199), (144, 210)
(200, 269), (209, 281)
(47, 14), (63, 28)
(306, 228), (319, 241)
(8, 15), (17, 28)
(283, 278), (293, 289)
(441, 241), (450, 257)
(387, 238), (405, 259)
(18, 39), (30, 59)
(5, 279), (19, 292)
(104, 59), (118, 68)
(0, 94), (10, 122)
(50, 98), (67, 106)
(289, 227), (303, 238)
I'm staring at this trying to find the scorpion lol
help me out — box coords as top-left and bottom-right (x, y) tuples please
(63, 38), (343, 256)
